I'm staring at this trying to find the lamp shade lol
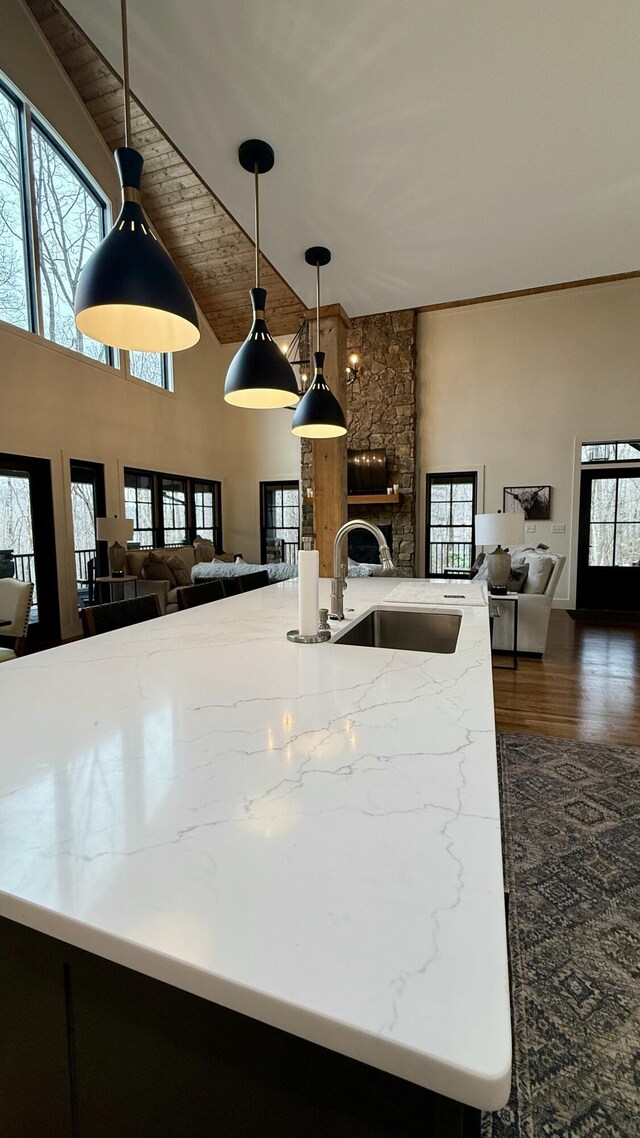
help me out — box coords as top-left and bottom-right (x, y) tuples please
(224, 288), (300, 408)
(96, 516), (134, 544)
(75, 148), (200, 353)
(475, 511), (524, 547)
(291, 351), (347, 438)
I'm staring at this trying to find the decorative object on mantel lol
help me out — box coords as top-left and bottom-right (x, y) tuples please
(503, 485), (551, 520)
(224, 141), (299, 409)
(74, 0), (199, 353)
(475, 511), (524, 594)
(291, 248), (347, 438)
(96, 515), (134, 577)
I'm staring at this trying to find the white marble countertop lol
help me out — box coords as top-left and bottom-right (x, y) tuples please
(0, 578), (510, 1110)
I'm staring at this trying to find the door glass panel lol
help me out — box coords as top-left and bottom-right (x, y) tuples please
(589, 478), (616, 523)
(588, 523), (614, 566)
(614, 524), (640, 568)
(615, 477), (640, 523)
(261, 482), (300, 563)
(0, 468), (36, 613)
(70, 468), (97, 606)
(124, 471), (154, 548)
(162, 477), (187, 546)
(0, 88), (31, 330)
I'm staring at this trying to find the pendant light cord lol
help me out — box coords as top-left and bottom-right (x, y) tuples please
(254, 164), (260, 287)
(121, 0), (131, 148)
(316, 260), (320, 353)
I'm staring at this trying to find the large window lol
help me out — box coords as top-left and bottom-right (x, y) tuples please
(124, 468), (222, 551)
(260, 481), (300, 564)
(0, 74), (170, 386)
(0, 85), (31, 331)
(425, 472), (477, 576)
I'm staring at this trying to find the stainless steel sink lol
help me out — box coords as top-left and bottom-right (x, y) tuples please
(333, 608), (461, 654)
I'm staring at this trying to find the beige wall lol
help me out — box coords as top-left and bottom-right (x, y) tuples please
(417, 278), (640, 605)
(1, 1), (301, 638)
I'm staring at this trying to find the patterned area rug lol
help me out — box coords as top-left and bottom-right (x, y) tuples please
(483, 733), (640, 1138)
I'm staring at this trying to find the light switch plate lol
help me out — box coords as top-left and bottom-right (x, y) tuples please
(552, 523), (566, 533)
(525, 522), (536, 532)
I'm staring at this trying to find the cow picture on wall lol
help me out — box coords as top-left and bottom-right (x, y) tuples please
(503, 485), (551, 520)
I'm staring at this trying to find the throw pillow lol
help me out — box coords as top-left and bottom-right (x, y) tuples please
(507, 563), (529, 593)
(166, 555), (191, 587)
(522, 555), (554, 595)
(194, 536), (215, 564)
(142, 551), (176, 586)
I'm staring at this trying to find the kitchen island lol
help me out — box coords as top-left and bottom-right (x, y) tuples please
(0, 577), (510, 1136)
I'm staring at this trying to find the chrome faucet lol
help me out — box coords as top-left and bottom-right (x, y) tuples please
(330, 519), (394, 620)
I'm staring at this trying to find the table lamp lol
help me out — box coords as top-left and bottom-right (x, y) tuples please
(96, 516), (134, 577)
(474, 511), (524, 594)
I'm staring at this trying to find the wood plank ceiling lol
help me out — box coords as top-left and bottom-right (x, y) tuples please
(26, 0), (304, 344)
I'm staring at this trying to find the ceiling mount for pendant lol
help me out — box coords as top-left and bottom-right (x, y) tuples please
(224, 140), (299, 409)
(291, 246), (347, 439)
(74, 0), (199, 353)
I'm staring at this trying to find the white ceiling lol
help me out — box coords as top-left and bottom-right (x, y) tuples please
(62, 0), (640, 317)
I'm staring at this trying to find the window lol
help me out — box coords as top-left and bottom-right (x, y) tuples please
(124, 470), (154, 548)
(425, 472), (476, 576)
(0, 84), (31, 330)
(588, 474), (640, 568)
(124, 468), (222, 551)
(31, 122), (107, 361)
(581, 440), (640, 464)
(260, 481), (300, 564)
(129, 351), (172, 389)
(0, 72), (171, 386)
(162, 477), (187, 546)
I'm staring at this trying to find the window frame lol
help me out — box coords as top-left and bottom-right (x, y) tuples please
(581, 439), (640, 465)
(425, 471), (477, 577)
(124, 467), (223, 552)
(259, 480), (301, 564)
(0, 68), (172, 389)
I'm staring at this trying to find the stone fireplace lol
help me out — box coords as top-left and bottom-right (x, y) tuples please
(301, 308), (417, 575)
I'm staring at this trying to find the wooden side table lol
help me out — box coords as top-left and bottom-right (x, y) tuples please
(94, 575), (139, 604)
(489, 593), (519, 670)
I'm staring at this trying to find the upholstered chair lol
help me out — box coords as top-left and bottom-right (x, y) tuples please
(0, 579), (34, 663)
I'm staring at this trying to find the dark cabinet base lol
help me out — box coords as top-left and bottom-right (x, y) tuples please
(0, 915), (480, 1138)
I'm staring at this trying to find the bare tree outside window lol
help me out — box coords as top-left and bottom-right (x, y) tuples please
(31, 124), (107, 362)
(0, 87), (31, 330)
(129, 350), (169, 388)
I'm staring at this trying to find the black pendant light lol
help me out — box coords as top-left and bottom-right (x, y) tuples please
(224, 140), (299, 409)
(74, 0), (199, 353)
(291, 248), (347, 439)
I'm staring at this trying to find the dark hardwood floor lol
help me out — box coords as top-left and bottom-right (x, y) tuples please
(493, 610), (640, 745)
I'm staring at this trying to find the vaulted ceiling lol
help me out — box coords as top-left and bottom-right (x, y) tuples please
(27, 1), (640, 337)
(27, 0), (304, 343)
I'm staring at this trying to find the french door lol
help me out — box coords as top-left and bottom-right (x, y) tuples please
(577, 468), (640, 610)
(260, 482), (300, 564)
(425, 472), (477, 576)
(0, 453), (60, 641)
(70, 460), (106, 607)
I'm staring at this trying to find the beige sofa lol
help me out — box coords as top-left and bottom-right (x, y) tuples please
(126, 547), (200, 615)
(490, 549), (566, 657)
